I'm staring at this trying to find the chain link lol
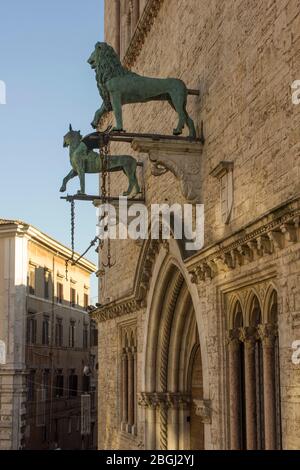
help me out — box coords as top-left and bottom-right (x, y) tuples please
(71, 199), (75, 259)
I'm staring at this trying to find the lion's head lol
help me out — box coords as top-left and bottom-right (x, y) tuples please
(88, 42), (129, 84)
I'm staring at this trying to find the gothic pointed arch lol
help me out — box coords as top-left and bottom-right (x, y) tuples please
(139, 241), (210, 450)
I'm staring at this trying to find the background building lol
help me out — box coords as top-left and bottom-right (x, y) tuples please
(0, 219), (97, 450)
(92, 0), (300, 450)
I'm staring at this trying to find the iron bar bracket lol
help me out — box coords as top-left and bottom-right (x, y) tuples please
(82, 126), (204, 150)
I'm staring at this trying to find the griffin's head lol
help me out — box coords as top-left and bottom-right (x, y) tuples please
(63, 124), (81, 148)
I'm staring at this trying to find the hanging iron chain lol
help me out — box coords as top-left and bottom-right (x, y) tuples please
(65, 127), (115, 281)
(65, 199), (75, 280)
(71, 199), (75, 259)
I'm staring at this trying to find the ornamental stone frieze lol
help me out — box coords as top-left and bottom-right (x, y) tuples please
(187, 198), (300, 284)
(123, 0), (165, 68)
(132, 138), (203, 203)
(138, 392), (190, 410)
(227, 325), (277, 346)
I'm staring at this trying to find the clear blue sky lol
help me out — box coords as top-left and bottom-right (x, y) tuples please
(0, 0), (105, 301)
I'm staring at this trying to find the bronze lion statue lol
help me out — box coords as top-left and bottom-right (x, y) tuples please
(88, 42), (197, 138)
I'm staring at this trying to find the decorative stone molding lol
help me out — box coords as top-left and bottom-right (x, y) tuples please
(159, 273), (184, 392)
(138, 392), (190, 409)
(92, 298), (140, 322)
(193, 399), (212, 424)
(123, 0), (165, 68)
(187, 197), (300, 284)
(210, 161), (234, 224)
(132, 138), (203, 203)
(91, 239), (161, 322)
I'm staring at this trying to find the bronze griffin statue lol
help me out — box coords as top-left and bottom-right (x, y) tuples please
(60, 125), (140, 196)
(88, 42), (197, 138)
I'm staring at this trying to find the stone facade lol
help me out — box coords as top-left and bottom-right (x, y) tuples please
(0, 219), (97, 449)
(93, 0), (300, 449)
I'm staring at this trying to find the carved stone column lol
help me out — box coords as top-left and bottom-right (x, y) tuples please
(240, 327), (257, 450)
(127, 349), (135, 431)
(138, 392), (158, 449)
(166, 394), (181, 451)
(227, 330), (241, 450)
(258, 324), (277, 450)
(121, 350), (128, 429)
(139, 392), (190, 450)
(131, 139), (203, 203)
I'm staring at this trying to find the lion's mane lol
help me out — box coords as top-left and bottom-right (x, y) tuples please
(94, 43), (132, 110)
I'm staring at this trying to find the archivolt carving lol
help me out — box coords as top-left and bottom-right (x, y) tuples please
(92, 237), (163, 322)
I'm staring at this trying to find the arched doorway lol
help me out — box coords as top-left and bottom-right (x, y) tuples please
(143, 262), (205, 450)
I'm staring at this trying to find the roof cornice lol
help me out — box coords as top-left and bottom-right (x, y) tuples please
(0, 220), (96, 273)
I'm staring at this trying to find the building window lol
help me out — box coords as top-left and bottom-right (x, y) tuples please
(42, 316), (50, 345)
(69, 321), (75, 348)
(90, 321), (98, 347)
(55, 371), (64, 398)
(57, 282), (63, 303)
(55, 318), (63, 347)
(44, 270), (50, 299)
(210, 161), (234, 224)
(84, 293), (89, 309)
(26, 312), (37, 344)
(83, 324), (88, 349)
(68, 371), (78, 398)
(70, 288), (76, 307)
(120, 327), (137, 435)
(227, 289), (281, 450)
(27, 370), (36, 401)
(28, 265), (36, 295)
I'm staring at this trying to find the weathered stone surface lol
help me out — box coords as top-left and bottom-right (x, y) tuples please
(96, 0), (300, 450)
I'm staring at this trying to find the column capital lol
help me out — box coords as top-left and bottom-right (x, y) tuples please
(226, 329), (240, 350)
(257, 324), (277, 347)
(138, 392), (190, 409)
(238, 327), (257, 348)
